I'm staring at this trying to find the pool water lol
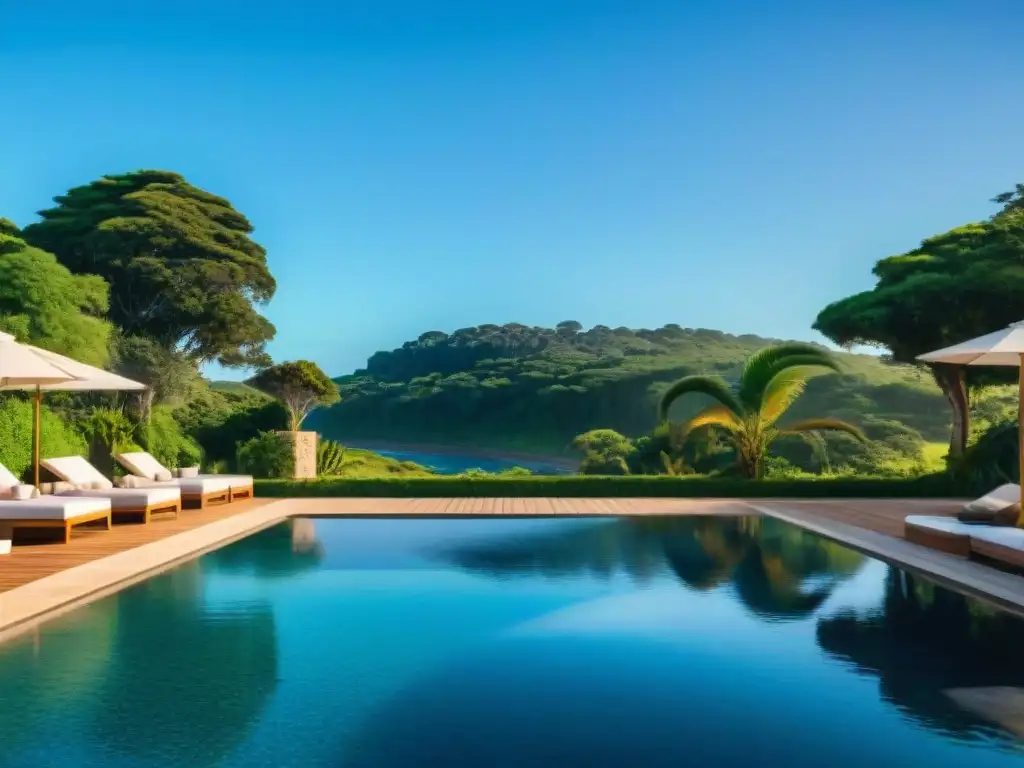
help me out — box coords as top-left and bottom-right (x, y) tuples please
(1, 516), (1023, 767)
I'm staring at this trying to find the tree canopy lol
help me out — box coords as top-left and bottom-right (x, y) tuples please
(22, 170), (276, 367)
(309, 321), (947, 468)
(247, 360), (340, 431)
(0, 224), (112, 365)
(814, 198), (1024, 456)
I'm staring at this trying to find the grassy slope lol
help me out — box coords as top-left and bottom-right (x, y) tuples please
(330, 447), (434, 477)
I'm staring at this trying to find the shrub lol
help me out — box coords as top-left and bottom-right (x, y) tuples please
(139, 406), (203, 469)
(955, 420), (1018, 495)
(0, 396), (88, 481)
(316, 439), (347, 476)
(254, 472), (962, 498)
(237, 431), (294, 479)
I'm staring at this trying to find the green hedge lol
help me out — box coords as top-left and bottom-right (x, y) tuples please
(254, 473), (965, 499)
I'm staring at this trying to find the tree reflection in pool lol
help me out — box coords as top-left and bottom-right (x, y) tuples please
(432, 516), (865, 622)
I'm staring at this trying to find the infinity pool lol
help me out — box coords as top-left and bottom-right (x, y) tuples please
(1, 516), (1023, 767)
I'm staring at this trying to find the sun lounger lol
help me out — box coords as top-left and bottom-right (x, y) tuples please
(904, 515), (979, 557)
(905, 484), (1023, 556)
(115, 451), (254, 507)
(40, 457), (180, 523)
(957, 483), (1021, 525)
(968, 526), (1024, 570)
(0, 463), (111, 549)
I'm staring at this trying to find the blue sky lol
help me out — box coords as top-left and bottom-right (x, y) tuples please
(3, 0), (1023, 379)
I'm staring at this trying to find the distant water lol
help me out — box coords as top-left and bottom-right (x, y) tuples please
(357, 446), (572, 475)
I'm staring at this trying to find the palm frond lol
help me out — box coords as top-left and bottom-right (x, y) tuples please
(658, 375), (743, 423)
(678, 403), (743, 445)
(738, 344), (841, 410)
(759, 364), (836, 426)
(778, 418), (866, 443)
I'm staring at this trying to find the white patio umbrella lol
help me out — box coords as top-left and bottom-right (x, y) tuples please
(0, 332), (146, 486)
(917, 320), (1024, 488)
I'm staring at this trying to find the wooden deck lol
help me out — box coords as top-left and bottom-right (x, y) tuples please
(0, 498), (275, 593)
(748, 497), (965, 538)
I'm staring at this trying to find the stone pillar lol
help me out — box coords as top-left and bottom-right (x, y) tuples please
(277, 430), (317, 479)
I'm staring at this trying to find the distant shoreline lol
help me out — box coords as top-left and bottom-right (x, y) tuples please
(342, 439), (577, 470)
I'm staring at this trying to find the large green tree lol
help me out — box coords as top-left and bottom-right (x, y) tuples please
(658, 343), (865, 479)
(0, 218), (111, 365)
(22, 170), (276, 367)
(814, 195), (1024, 458)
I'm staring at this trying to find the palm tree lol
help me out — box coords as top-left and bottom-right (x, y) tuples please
(657, 342), (866, 479)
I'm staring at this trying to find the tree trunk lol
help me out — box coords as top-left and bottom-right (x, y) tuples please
(932, 364), (970, 461)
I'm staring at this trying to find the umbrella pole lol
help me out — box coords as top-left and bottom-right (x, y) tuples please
(1020, 358), (1024, 493)
(33, 386), (41, 488)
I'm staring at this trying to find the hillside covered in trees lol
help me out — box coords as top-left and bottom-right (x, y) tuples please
(308, 322), (979, 463)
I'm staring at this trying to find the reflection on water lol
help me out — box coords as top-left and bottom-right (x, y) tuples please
(0, 515), (1022, 766)
(818, 568), (1024, 741)
(435, 517), (865, 622)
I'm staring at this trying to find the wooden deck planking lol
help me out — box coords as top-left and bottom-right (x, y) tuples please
(0, 499), (275, 593)
(749, 498), (965, 538)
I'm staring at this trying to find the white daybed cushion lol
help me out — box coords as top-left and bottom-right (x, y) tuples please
(41, 457), (114, 490)
(116, 451), (168, 481)
(60, 486), (180, 509)
(968, 526), (1024, 551)
(174, 477), (233, 494)
(196, 474), (252, 487)
(118, 452), (252, 488)
(0, 496), (110, 521)
(965, 484), (1021, 513)
(905, 515), (977, 536)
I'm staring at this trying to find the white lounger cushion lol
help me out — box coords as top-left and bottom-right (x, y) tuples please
(59, 486), (180, 509)
(117, 451), (252, 489)
(965, 484), (1021, 513)
(173, 477), (232, 494)
(905, 516), (978, 536)
(0, 496), (110, 521)
(116, 451), (167, 480)
(968, 526), (1024, 551)
(41, 456), (114, 489)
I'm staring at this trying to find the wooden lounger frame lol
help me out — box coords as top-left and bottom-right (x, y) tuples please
(181, 488), (231, 510)
(229, 484), (254, 502)
(111, 499), (180, 525)
(903, 520), (972, 557)
(0, 509), (111, 544)
(178, 482), (253, 510)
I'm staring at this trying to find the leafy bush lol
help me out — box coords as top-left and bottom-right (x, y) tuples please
(0, 397), (88, 481)
(182, 391), (288, 470)
(954, 420), (1018, 495)
(139, 406), (203, 470)
(317, 439), (347, 476)
(255, 473), (962, 498)
(237, 431), (294, 479)
(573, 429), (635, 475)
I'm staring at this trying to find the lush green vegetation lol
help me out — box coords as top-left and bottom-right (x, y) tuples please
(0, 171), (295, 481)
(308, 184), (1024, 485)
(309, 322), (949, 463)
(255, 473), (961, 498)
(2, 169), (1021, 490)
(656, 342), (865, 479)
